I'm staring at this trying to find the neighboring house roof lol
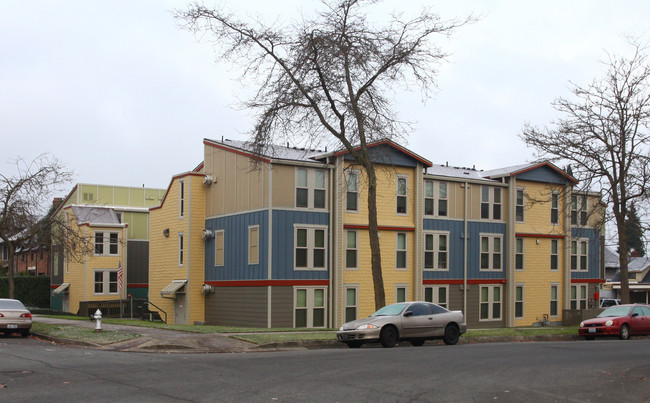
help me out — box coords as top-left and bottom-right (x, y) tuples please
(69, 206), (121, 226)
(605, 247), (620, 269)
(481, 161), (578, 184)
(610, 256), (650, 283)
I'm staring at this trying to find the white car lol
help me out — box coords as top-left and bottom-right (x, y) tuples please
(0, 298), (32, 337)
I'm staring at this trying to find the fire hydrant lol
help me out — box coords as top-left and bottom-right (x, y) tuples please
(92, 309), (103, 332)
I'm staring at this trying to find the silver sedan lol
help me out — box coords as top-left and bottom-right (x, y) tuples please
(0, 298), (32, 337)
(337, 301), (467, 348)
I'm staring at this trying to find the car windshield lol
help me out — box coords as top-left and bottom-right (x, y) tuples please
(0, 299), (27, 310)
(371, 303), (408, 316)
(597, 305), (631, 318)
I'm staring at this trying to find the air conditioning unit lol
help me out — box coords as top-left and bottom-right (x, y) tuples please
(203, 175), (214, 186)
(202, 284), (214, 295)
(202, 229), (214, 240)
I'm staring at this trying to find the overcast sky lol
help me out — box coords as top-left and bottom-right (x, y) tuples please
(2, 0), (649, 193)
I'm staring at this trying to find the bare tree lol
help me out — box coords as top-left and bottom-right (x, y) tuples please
(521, 41), (650, 304)
(176, 0), (473, 309)
(0, 155), (75, 299)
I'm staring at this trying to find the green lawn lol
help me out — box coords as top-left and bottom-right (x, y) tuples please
(32, 322), (140, 345)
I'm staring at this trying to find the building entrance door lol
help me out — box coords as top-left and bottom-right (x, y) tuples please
(174, 293), (186, 324)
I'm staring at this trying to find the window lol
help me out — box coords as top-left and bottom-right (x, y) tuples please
(178, 233), (184, 266)
(296, 168), (328, 209)
(571, 285), (587, 310)
(215, 230), (224, 266)
(571, 239), (588, 271)
(396, 176), (408, 214)
(396, 286), (407, 303)
(248, 226), (259, 265)
(295, 226), (327, 270)
(515, 188), (525, 222)
(515, 285), (524, 319)
(346, 171), (359, 212)
(396, 233), (407, 269)
(345, 287), (358, 323)
(424, 232), (448, 270)
(571, 195), (587, 226)
(94, 231), (119, 256)
(94, 270), (118, 295)
(551, 192), (559, 224)
(345, 230), (357, 269)
(424, 285), (448, 309)
(515, 238), (524, 271)
(480, 285), (502, 321)
(480, 235), (502, 271)
(550, 239), (559, 271)
(53, 252), (59, 276)
(550, 284), (559, 317)
(481, 187), (501, 220)
(179, 179), (185, 218)
(424, 180), (448, 216)
(295, 287), (326, 328)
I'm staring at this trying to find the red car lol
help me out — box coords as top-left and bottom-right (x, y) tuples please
(579, 304), (650, 340)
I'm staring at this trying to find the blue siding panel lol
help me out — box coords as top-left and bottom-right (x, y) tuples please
(517, 166), (569, 185)
(571, 227), (601, 280)
(344, 144), (420, 168)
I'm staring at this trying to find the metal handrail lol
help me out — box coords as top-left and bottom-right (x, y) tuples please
(143, 299), (167, 324)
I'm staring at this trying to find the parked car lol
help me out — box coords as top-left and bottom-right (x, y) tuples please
(579, 304), (650, 340)
(337, 301), (467, 348)
(0, 298), (32, 337)
(599, 298), (621, 308)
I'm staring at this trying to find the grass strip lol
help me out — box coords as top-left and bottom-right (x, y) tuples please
(32, 322), (140, 345)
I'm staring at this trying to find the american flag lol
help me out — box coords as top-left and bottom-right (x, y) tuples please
(117, 261), (123, 290)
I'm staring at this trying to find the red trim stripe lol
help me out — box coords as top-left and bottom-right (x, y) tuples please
(515, 233), (565, 239)
(571, 278), (605, 284)
(127, 283), (149, 288)
(205, 280), (329, 287)
(423, 279), (507, 285)
(344, 224), (416, 232)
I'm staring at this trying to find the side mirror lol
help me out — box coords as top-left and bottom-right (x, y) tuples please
(631, 312), (639, 317)
(403, 311), (413, 317)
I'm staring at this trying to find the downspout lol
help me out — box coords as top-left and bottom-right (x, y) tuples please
(463, 182), (468, 315)
(507, 177), (516, 328)
(564, 184), (572, 313)
(415, 165), (423, 300)
(328, 158), (334, 329)
(186, 175), (192, 324)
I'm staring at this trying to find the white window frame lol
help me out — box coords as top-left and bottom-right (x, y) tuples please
(424, 285), (449, 309)
(295, 168), (328, 210)
(178, 233), (184, 267)
(571, 238), (589, 271)
(424, 231), (449, 271)
(396, 175), (408, 215)
(214, 230), (225, 267)
(395, 284), (408, 303)
(480, 234), (503, 271)
(424, 180), (448, 217)
(481, 187), (502, 220)
(515, 238), (524, 271)
(515, 284), (525, 319)
(94, 231), (119, 257)
(294, 286), (327, 328)
(570, 284), (588, 310)
(294, 225), (328, 271)
(550, 192), (559, 225)
(515, 188), (525, 222)
(344, 286), (358, 323)
(248, 226), (259, 265)
(179, 179), (185, 219)
(345, 230), (358, 270)
(550, 239), (559, 271)
(550, 283), (559, 317)
(480, 284), (502, 321)
(93, 269), (119, 295)
(571, 194), (588, 226)
(345, 170), (360, 212)
(396, 232), (408, 270)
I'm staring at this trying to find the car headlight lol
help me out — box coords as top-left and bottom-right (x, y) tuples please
(579, 321), (584, 328)
(356, 324), (378, 330)
(339, 326), (344, 331)
(605, 320), (613, 327)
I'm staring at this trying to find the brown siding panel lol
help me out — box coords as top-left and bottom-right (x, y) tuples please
(271, 286), (294, 328)
(205, 286), (268, 327)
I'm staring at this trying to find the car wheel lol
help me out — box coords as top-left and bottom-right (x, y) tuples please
(619, 324), (630, 340)
(346, 341), (362, 348)
(410, 339), (425, 347)
(379, 326), (398, 348)
(443, 324), (460, 345)
(21, 330), (29, 338)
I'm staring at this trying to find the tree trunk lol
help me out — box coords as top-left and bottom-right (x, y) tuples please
(365, 163), (386, 310)
(617, 218), (630, 304)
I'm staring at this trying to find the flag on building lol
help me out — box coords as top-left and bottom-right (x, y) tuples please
(117, 261), (123, 290)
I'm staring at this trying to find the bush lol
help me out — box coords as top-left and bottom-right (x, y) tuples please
(0, 276), (51, 308)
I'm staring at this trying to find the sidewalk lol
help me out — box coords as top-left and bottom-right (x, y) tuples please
(31, 316), (581, 354)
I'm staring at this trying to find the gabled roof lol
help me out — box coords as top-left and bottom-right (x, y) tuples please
(605, 247), (620, 269)
(481, 161), (577, 184)
(204, 138), (326, 164)
(68, 206), (121, 226)
(323, 139), (432, 168)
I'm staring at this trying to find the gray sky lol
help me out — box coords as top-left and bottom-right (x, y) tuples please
(2, 0), (649, 191)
